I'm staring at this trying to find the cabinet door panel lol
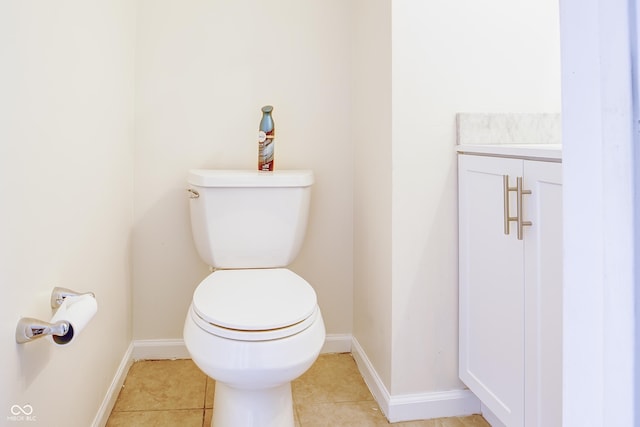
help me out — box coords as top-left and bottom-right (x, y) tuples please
(458, 155), (524, 427)
(523, 161), (563, 427)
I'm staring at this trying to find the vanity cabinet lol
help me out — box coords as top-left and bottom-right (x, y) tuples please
(458, 152), (562, 427)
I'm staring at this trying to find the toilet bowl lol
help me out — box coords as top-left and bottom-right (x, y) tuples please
(183, 170), (325, 427)
(184, 269), (325, 427)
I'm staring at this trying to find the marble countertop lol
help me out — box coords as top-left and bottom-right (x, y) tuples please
(456, 113), (561, 145)
(455, 113), (562, 161)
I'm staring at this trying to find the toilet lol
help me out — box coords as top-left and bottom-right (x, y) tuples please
(183, 169), (325, 427)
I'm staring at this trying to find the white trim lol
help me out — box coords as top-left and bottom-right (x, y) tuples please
(132, 339), (191, 360)
(387, 389), (480, 423)
(321, 333), (352, 353)
(351, 337), (392, 415)
(96, 336), (482, 425)
(92, 334), (350, 426)
(91, 343), (134, 427)
(351, 337), (481, 423)
(481, 403), (506, 427)
(560, 0), (638, 425)
(130, 334), (352, 361)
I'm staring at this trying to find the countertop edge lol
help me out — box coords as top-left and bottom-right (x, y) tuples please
(456, 144), (562, 162)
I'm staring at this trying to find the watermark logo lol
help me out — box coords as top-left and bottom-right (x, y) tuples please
(7, 404), (36, 422)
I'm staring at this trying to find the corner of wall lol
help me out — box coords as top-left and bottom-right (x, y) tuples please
(352, 337), (481, 423)
(92, 343), (134, 427)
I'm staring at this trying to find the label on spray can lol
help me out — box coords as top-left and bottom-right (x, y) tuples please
(258, 106), (275, 171)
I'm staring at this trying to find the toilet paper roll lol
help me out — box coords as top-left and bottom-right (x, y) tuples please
(49, 294), (98, 345)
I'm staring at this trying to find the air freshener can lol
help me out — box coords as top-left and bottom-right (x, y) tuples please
(258, 105), (275, 171)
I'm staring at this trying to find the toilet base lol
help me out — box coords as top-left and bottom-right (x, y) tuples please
(212, 382), (294, 427)
(184, 301), (325, 427)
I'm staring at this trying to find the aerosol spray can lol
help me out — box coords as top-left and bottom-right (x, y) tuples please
(258, 105), (275, 171)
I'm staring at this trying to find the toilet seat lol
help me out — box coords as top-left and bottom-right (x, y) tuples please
(191, 268), (318, 341)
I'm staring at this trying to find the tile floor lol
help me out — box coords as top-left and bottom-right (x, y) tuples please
(106, 353), (490, 427)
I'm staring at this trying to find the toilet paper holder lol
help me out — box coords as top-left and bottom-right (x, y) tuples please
(15, 287), (95, 344)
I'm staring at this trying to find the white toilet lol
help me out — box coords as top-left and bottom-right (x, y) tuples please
(183, 169), (325, 427)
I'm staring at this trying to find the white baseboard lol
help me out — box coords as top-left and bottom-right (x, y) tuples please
(351, 337), (393, 414)
(321, 333), (352, 353)
(130, 334), (352, 361)
(92, 343), (134, 427)
(386, 389), (482, 423)
(481, 403), (506, 427)
(351, 337), (482, 423)
(97, 335), (480, 426)
(132, 338), (191, 360)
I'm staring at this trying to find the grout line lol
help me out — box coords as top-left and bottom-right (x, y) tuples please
(202, 376), (207, 410)
(293, 403), (301, 427)
(108, 355), (487, 426)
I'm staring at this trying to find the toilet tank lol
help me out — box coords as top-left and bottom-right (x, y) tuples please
(187, 170), (314, 269)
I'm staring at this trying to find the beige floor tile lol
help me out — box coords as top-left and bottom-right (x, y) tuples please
(297, 401), (389, 426)
(434, 417), (467, 427)
(456, 414), (491, 427)
(204, 407), (299, 427)
(112, 359), (207, 412)
(293, 353), (373, 405)
(205, 377), (215, 409)
(390, 419), (438, 426)
(294, 407), (301, 427)
(204, 408), (212, 426)
(385, 415), (490, 427)
(427, 415), (490, 427)
(105, 409), (204, 427)
(107, 355), (489, 427)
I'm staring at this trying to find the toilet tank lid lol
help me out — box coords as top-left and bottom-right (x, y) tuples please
(188, 169), (314, 188)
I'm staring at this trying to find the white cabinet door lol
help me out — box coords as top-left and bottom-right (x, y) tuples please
(459, 154), (563, 427)
(523, 160), (563, 427)
(458, 154), (525, 427)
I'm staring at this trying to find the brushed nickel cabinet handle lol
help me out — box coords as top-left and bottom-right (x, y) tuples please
(503, 175), (518, 235)
(516, 177), (532, 240)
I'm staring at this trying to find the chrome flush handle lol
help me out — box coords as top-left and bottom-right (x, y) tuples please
(187, 188), (199, 199)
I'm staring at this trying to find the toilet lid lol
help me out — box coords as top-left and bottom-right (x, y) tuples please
(192, 268), (317, 332)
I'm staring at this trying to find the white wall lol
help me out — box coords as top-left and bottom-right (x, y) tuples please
(352, 0), (393, 389)
(133, 0), (354, 340)
(390, 0), (561, 395)
(0, 1), (135, 426)
(0, 0), (562, 423)
(351, 0), (561, 397)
